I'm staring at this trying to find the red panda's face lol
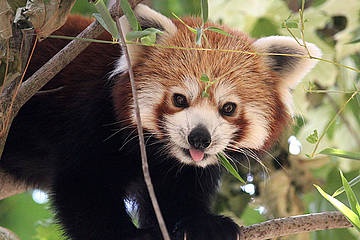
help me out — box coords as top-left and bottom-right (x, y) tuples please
(113, 4), (321, 167)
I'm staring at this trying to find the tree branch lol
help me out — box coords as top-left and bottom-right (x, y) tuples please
(114, 1), (170, 239)
(0, 226), (20, 240)
(0, 0), (143, 200)
(239, 211), (352, 240)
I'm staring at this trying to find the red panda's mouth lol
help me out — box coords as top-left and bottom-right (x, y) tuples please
(182, 148), (209, 162)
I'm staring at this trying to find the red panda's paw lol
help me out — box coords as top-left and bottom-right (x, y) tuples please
(172, 214), (240, 240)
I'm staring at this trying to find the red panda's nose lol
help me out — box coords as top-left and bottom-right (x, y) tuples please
(188, 125), (211, 150)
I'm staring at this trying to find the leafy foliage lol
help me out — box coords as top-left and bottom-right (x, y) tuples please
(1, 1), (360, 240)
(315, 171), (360, 232)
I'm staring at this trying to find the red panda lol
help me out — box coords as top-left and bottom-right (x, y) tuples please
(0, 4), (321, 240)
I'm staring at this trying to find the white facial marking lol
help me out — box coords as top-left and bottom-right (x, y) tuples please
(132, 82), (165, 132)
(165, 101), (236, 167)
(239, 104), (269, 149)
(171, 77), (200, 101)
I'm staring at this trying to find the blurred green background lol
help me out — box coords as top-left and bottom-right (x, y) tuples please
(1, 0), (360, 239)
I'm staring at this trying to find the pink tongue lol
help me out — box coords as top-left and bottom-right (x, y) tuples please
(189, 149), (205, 162)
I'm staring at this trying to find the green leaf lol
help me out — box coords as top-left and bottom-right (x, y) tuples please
(120, 0), (141, 31)
(306, 130), (319, 144)
(333, 175), (360, 197)
(202, 91), (209, 97)
(140, 33), (156, 45)
(126, 28), (163, 41)
(320, 148), (360, 160)
(206, 26), (234, 38)
(200, 0), (208, 25)
(217, 153), (246, 184)
(340, 171), (360, 215)
(92, 0), (119, 39)
(281, 21), (299, 29)
(171, 12), (196, 33)
(347, 38), (360, 44)
(315, 184), (360, 231)
(200, 73), (210, 83)
(126, 31), (150, 41)
(195, 28), (203, 45)
(92, 13), (115, 38)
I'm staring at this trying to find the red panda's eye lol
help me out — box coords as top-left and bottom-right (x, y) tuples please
(220, 102), (237, 116)
(173, 93), (189, 108)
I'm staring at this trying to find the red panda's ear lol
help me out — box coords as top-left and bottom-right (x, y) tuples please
(253, 36), (322, 89)
(111, 4), (177, 76)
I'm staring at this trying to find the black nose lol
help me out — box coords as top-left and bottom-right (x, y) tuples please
(188, 125), (211, 150)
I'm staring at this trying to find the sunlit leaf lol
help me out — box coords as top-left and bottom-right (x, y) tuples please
(340, 171), (360, 215)
(200, 73), (210, 83)
(333, 174), (360, 197)
(92, 0), (119, 39)
(140, 33), (156, 45)
(201, 0), (208, 25)
(281, 21), (299, 29)
(217, 153), (246, 184)
(320, 148), (360, 160)
(171, 12), (196, 33)
(306, 130), (318, 144)
(206, 26), (234, 38)
(120, 0), (141, 31)
(315, 184), (360, 231)
(126, 28), (162, 41)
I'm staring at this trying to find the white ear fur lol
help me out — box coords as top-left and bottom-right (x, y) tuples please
(111, 4), (177, 77)
(253, 36), (322, 89)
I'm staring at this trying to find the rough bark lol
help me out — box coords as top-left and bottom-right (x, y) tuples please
(239, 211), (353, 240)
(0, 227), (20, 240)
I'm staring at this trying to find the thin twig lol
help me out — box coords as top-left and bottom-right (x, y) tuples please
(326, 95), (360, 146)
(44, 35), (360, 74)
(0, 0), (143, 198)
(114, 1), (170, 239)
(310, 89), (360, 158)
(239, 211), (352, 240)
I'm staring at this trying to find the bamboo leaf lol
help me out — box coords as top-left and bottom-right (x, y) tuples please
(126, 28), (162, 41)
(320, 148), (360, 160)
(315, 184), (360, 231)
(340, 171), (360, 215)
(92, 13), (113, 37)
(201, 0), (208, 25)
(120, 0), (140, 31)
(172, 12), (196, 33)
(281, 21), (299, 29)
(217, 153), (246, 184)
(200, 73), (210, 83)
(126, 31), (149, 41)
(306, 130), (318, 144)
(333, 174), (360, 197)
(140, 33), (156, 46)
(92, 0), (119, 39)
(196, 27), (203, 45)
(206, 26), (234, 38)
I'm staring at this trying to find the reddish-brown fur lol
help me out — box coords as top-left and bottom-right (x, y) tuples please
(118, 17), (290, 150)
